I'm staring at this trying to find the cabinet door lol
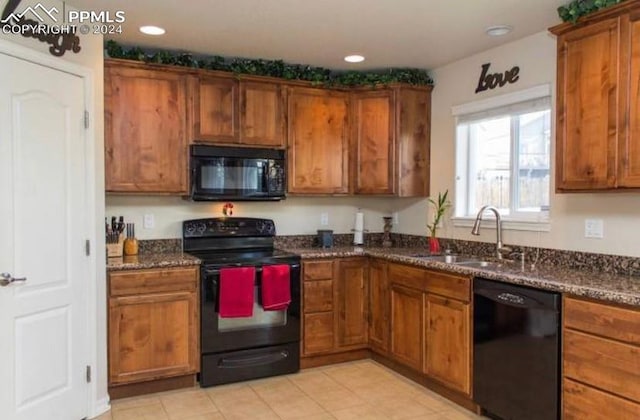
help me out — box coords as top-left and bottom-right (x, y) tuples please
(336, 259), (368, 348)
(352, 90), (395, 194)
(619, 14), (640, 187)
(240, 81), (285, 147)
(556, 17), (621, 190)
(192, 76), (239, 143)
(288, 88), (349, 194)
(105, 65), (188, 193)
(390, 284), (423, 371)
(303, 312), (334, 355)
(108, 291), (198, 385)
(368, 259), (389, 353)
(424, 295), (471, 395)
(397, 87), (431, 197)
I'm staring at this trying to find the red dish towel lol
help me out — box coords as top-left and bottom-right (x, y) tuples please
(219, 267), (255, 318)
(261, 265), (291, 311)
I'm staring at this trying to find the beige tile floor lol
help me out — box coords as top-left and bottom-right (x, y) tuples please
(95, 360), (486, 420)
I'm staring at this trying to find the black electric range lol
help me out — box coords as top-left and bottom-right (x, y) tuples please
(183, 217), (301, 387)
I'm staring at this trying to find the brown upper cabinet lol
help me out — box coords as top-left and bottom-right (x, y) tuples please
(105, 61), (189, 194)
(104, 59), (431, 195)
(351, 87), (432, 196)
(395, 87), (431, 197)
(191, 76), (238, 143)
(288, 85), (431, 196)
(190, 76), (286, 148)
(352, 90), (396, 194)
(551, 2), (640, 191)
(287, 87), (350, 194)
(240, 81), (286, 147)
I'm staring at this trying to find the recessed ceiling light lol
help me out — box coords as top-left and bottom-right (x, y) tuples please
(485, 25), (513, 37)
(140, 25), (166, 36)
(344, 54), (365, 63)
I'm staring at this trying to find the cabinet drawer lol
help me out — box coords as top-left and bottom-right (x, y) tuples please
(109, 267), (199, 297)
(564, 296), (640, 345)
(564, 329), (640, 402)
(303, 312), (334, 354)
(563, 378), (640, 419)
(388, 263), (425, 291)
(303, 260), (334, 280)
(424, 270), (470, 302)
(304, 280), (334, 312)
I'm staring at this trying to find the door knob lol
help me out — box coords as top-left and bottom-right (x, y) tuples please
(1, 272), (27, 287)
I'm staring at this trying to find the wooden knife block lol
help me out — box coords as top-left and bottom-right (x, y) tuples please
(106, 234), (124, 258)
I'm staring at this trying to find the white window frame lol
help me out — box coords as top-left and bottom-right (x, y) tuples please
(451, 84), (552, 232)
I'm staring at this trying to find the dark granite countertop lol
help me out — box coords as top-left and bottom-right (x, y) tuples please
(283, 246), (640, 307)
(107, 252), (201, 272)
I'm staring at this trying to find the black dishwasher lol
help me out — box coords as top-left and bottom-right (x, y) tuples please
(473, 278), (560, 420)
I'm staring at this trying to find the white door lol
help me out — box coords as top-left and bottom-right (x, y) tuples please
(0, 53), (90, 420)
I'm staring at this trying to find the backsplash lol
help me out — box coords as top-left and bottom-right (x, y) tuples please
(138, 234), (640, 276)
(274, 233), (385, 248)
(138, 239), (182, 254)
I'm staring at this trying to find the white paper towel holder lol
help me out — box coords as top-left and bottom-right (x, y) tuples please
(351, 209), (368, 246)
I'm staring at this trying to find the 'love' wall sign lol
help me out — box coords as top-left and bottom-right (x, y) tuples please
(475, 63), (520, 93)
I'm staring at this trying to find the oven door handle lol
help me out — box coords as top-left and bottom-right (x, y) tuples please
(204, 263), (300, 276)
(219, 349), (290, 368)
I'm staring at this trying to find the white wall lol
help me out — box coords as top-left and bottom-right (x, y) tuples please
(106, 195), (416, 239)
(1, 0), (107, 415)
(398, 30), (640, 258)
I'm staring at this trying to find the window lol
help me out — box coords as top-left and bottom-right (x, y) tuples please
(454, 87), (551, 223)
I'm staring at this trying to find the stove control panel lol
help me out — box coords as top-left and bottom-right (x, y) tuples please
(183, 217), (276, 238)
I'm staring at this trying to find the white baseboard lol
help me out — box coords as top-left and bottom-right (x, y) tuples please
(89, 396), (111, 419)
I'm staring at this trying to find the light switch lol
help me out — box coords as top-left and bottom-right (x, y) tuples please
(320, 213), (329, 226)
(584, 219), (603, 239)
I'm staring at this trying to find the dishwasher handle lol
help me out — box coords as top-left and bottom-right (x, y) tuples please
(474, 278), (560, 311)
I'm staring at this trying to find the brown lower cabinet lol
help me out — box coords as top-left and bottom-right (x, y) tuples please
(387, 262), (472, 397)
(301, 258), (369, 359)
(424, 294), (470, 395)
(390, 282), (424, 371)
(301, 258), (472, 399)
(368, 258), (390, 353)
(562, 296), (640, 418)
(108, 266), (199, 397)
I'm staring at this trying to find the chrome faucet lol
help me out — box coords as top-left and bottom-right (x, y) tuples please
(471, 205), (512, 259)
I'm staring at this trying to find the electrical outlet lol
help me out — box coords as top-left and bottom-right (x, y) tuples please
(143, 214), (155, 229)
(584, 219), (603, 238)
(392, 212), (399, 225)
(320, 213), (329, 226)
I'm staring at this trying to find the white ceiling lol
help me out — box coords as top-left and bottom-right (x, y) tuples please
(71, 0), (567, 70)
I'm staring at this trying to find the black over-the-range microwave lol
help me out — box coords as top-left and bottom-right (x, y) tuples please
(190, 145), (286, 201)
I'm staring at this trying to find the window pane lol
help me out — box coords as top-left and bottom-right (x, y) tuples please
(468, 116), (511, 215)
(517, 110), (550, 211)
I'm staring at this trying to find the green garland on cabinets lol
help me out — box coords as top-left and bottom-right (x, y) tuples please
(557, 0), (625, 23)
(104, 40), (433, 87)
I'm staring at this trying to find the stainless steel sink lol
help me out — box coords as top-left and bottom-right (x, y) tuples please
(454, 259), (494, 268)
(410, 253), (522, 271)
(410, 254), (475, 264)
